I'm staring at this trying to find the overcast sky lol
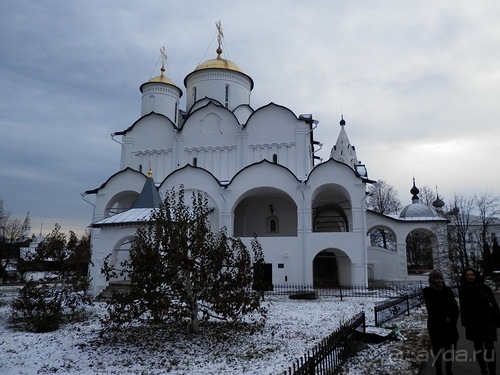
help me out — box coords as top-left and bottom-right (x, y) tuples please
(1, 0), (499, 236)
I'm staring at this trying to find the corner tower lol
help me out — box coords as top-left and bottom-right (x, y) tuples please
(184, 22), (253, 112)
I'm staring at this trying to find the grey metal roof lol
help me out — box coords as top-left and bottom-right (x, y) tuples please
(399, 203), (438, 219)
(92, 208), (156, 226)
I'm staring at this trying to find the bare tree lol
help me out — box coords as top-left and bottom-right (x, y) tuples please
(445, 194), (475, 271)
(406, 231), (433, 273)
(366, 180), (403, 215)
(474, 192), (500, 275)
(419, 185), (437, 206)
(0, 198), (22, 280)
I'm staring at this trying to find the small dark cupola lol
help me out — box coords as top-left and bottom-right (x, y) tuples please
(399, 178), (439, 219)
(410, 177), (420, 203)
(432, 186), (445, 211)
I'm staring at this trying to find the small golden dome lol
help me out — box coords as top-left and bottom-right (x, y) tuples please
(140, 67), (181, 93)
(147, 73), (176, 86)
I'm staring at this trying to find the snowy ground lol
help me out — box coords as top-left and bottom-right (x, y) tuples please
(0, 285), (429, 375)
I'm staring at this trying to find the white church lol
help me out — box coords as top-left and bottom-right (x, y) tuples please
(85, 28), (449, 297)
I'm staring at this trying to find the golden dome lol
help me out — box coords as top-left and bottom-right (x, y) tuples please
(183, 23), (253, 89)
(194, 56), (244, 73)
(140, 67), (181, 94)
(185, 55), (253, 89)
(148, 73), (176, 86)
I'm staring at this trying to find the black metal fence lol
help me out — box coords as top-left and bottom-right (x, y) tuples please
(374, 289), (424, 326)
(283, 312), (366, 375)
(281, 286), (425, 374)
(262, 281), (423, 300)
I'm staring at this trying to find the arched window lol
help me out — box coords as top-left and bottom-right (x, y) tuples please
(272, 154), (278, 164)
(193, 157), (197, 167)
(267, 215), (279, 233)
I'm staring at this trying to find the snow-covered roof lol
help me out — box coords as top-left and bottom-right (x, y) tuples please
(385, 213), (448, 222)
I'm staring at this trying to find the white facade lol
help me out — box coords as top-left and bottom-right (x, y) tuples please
(85, 44), (448, 296)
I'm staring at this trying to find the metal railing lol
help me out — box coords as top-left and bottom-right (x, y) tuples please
(261, 281), (423, 300)
(283, 312), (366, 375)
(374, 289), (424, 326)
(282, 287), (424, 374)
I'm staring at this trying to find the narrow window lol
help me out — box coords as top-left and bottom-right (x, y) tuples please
(272, 154), (278, 164)
(267, 215), (279, 233)
(174, 101), (178, 123)
(224, 84), (230, 108)
(139, 164), (143, 173)
(193, 157), (197, 167)
(193, 86), (197, 102)
(270, 219), (277, 232)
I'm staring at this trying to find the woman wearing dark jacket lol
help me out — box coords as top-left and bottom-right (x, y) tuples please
(424, 269), (459, 375)
(459, 267), (500, 375)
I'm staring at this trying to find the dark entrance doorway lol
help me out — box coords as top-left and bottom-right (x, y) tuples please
(313, 250), (339, 288)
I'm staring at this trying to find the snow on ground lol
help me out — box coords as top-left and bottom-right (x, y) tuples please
(0, 286), (428, 375)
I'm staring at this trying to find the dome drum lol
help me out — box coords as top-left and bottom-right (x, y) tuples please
(185, 68), (253, 112)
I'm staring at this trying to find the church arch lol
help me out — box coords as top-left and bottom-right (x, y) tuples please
(104, 190), (139, 217)
(201, 112), (222, 134)
(311, 184), (352, 232)
(107, 235), (135, 282)
(312, 248), (351, 287)
(233, 187), (297, 237)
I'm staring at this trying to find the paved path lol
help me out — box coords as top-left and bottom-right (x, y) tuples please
(419, 290), (500, 375)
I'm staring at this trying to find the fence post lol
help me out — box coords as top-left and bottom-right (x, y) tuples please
(406, 295), (410, 316)
(308, 357), (315, 375)
(339, 284), (343, 301)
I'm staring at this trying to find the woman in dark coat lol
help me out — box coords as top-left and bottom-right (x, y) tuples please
(424, 269), (459, 375)
(459, 267), (500, 375)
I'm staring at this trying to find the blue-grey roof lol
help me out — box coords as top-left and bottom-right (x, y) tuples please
(132, 176), (162, 209)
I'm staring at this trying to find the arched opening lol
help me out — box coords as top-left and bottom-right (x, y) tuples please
(104, 190), (140, 217)
(233, 188), (297, 237)
(313, 205), (349, 232)
(368, 226), (397, 251)
(313, 250), (339, 288)
(107, 236), (134, 282)
(406, 230), (433, 274)
(311, 184), (352, 233)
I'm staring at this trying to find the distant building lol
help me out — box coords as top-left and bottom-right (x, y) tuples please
(84, 29), (449, 296)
